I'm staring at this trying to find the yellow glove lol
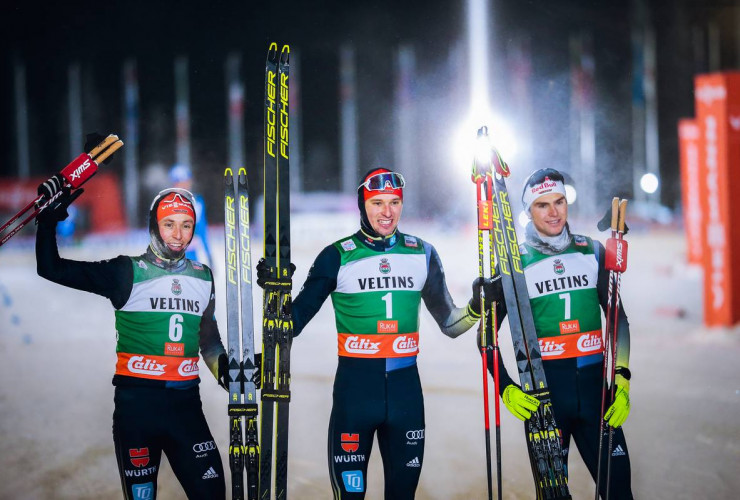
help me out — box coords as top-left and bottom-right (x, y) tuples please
(502, 384), (540, 421)
(604, 373), (631, 428)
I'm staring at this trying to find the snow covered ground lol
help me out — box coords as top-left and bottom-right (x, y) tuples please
(1, 218), (738, 499)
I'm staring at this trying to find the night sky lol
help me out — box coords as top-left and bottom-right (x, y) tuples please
(0, 0), (734, 222)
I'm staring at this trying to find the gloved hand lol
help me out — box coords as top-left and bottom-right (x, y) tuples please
(502, 384), (540, 421)
(37, 174), (65, 201)
(469, 275), (504, 315)
(217, 353), (229, 392)
(597, 202), (630, 234)
(256, 257), (296, 288)
(252, 353), (262, 390)
(604, 373), (630, 428)
(218, 353), (263, 391)
(36, 187), (83, 224)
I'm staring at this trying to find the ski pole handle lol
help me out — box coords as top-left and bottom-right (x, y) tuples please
(58, 135), (123, 189)
(605, 199), (628, 272)
(618, 199), (628, 234)
(610, 197), (619, 232)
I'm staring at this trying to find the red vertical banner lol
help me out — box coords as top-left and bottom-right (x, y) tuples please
(695, 72), (740, 327)
(678, 119), (702, 265)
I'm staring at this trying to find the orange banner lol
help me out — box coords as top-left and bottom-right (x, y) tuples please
(337, 332), (419, 358)
(115, 352), (200, 381)
(678, 119), (703, 265)
(695, 72), (740, 327)
(538, 330), (602, 360)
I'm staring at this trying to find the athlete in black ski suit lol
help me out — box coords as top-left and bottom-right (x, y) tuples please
(35, 185), (228, 500)
(258, 169), (483, 499)
(487, 168), (633, 499)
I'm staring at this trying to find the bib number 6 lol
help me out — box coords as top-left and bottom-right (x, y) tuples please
(169, 314), (184, 341)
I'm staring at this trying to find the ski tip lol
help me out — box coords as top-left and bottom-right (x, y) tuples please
(492, 149), (511, 178)
(268, 42), (279, 60)
(280, 44), (290, 63)
(238, 167), (247, 176)
(225, 167), (234, 176)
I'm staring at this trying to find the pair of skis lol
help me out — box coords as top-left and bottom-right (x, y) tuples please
(224, 167), (259, 500)
(224, 42), (292, 500)
(595, 197), (629, 500)
(0, 134), (123, 247)
(473, 126), (570, 500)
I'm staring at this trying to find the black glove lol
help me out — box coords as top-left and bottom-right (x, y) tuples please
(252, 353), (262, 390)
(597, 201), (630, 234)
(84, 132), (114, 164)
(217, 353), (229, 392)
(37, 174), (65, 201)
(36, 187), (83, 224)
(218, 353), (264, 391)
(469, 275), (504, 315)
(256, 257), (296, 288)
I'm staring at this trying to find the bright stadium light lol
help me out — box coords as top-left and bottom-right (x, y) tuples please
(452, 113), (518, 173)
(518, 210), (529, 228)
(474, 132), (492, 164)
(640, 173), (659, 194)
(564, 183), (578, 204)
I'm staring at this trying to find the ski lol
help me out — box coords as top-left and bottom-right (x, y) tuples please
(259, 42), (293, 500)
(273, 43), (293, 500)
(224, 167), (259, 500)
(477, 127), (570, 499)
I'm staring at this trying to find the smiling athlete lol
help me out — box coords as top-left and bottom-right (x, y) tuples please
(256, 168), (487, 499)
(487, 168), (634, 499)
(35, 185), (228, 500)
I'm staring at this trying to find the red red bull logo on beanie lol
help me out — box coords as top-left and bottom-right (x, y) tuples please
(530, 177), (559, 196)
(522, 171), (567, 214)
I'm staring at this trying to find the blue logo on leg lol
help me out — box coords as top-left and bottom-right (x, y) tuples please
(132, 482), (154, 500)
(342, 470), (364, 493)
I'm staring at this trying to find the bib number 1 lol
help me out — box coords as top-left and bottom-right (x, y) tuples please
(381, 292), (393, 318)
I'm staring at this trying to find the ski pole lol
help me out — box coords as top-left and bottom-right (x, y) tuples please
(595, 197), (619, 499)
(595, 198), (628, 500)
(0, 134), (123, 247)
(473, 158), (495, 500)
(605, 199), (628, 500)
(489, 291), (503, 500)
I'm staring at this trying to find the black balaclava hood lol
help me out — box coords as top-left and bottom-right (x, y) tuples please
(147, 188), (197, 263)
(357, 167), (404, 239)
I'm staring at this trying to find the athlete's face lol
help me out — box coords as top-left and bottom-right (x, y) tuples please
(529, 193), (568, 237)
(158, 214), (195, 253)
(364, 194), (403, 237)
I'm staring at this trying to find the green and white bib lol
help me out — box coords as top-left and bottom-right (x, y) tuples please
(114, 257), (212, 380)
(331, 234), (427, 358)
(521, 235), (603, 359)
